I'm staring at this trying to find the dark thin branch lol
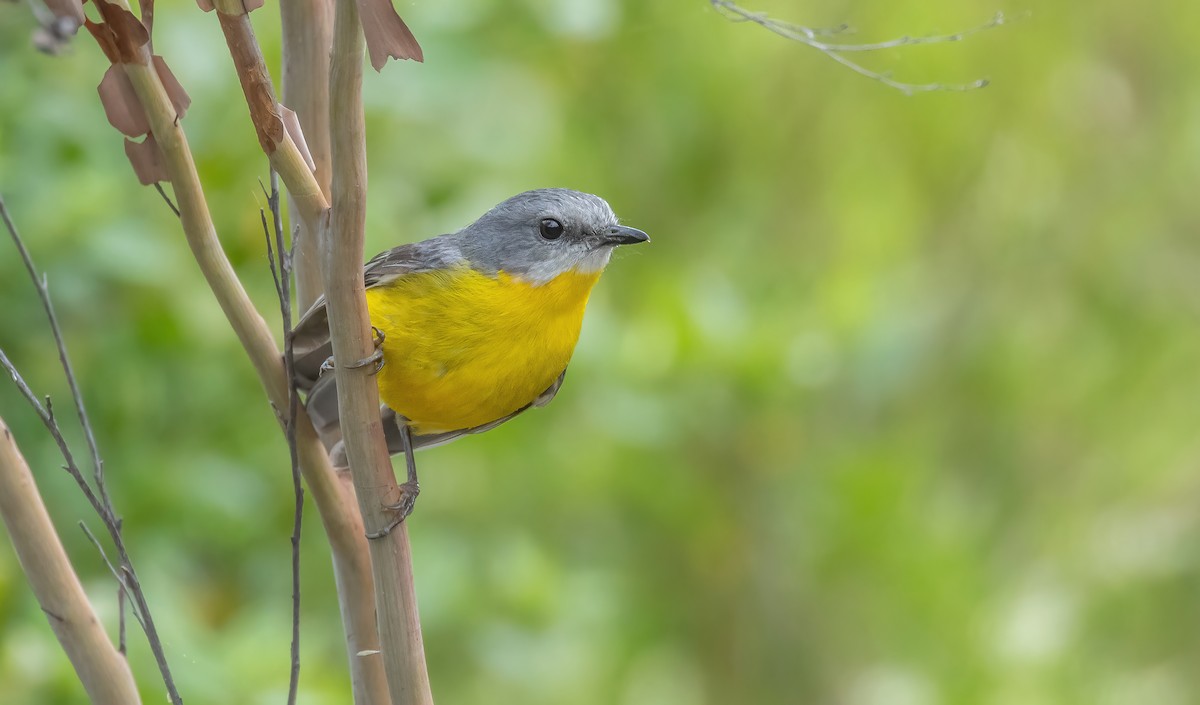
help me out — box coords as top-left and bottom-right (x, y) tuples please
(154, 183), (181, 217)
(0, 357), (107, 524)
(710, 0), (1009, 95)
(1, 198), (107, 506)
(0, 195), (184, 705)
(263, 170), (304, 705)
(78, 522), (147, 633)
(118, 582), (127, 655)
(116, 515), (127, 655)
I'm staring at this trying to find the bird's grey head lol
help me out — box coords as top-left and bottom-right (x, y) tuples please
(455, 188), (648, 284)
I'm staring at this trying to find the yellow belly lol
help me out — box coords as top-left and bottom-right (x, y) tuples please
(364, 265), (601, 434)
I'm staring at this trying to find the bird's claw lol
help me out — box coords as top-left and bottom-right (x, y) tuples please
(347, 348), (385, 374)
(347, 327), (387, 374)
(364, 480), (420, 540)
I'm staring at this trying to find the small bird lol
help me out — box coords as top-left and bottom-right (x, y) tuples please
(291, 188), (648, 527)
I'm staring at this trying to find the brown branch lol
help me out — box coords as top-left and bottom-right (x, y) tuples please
(208, 0), (329, 226)
(0, 417), (141, 705)
(710, 0), (1007, 95)
(324, 0), (433, 702)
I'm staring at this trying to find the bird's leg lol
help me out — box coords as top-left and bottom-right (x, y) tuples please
(365, 417), (421, 540)
(346, 326), (386, 374)
(393, 421), (420, 514)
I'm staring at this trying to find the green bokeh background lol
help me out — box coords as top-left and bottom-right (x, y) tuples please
(4, 0), (1200, 702)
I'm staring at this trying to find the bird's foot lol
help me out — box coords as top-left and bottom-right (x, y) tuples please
(346, 326), (386, 374)
(364, 480), (420, 540)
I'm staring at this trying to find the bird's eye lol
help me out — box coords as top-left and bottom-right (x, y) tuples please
(539, 218), (564, 240)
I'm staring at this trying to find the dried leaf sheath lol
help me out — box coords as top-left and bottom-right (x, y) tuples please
(355, 0), (423, 70)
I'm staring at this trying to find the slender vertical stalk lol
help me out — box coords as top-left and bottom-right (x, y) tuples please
(281, 0), (334, 311)
(324, 0), (433, 701)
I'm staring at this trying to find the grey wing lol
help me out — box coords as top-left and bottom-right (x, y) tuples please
(289, 238), (464, 390)
(291, 299), (333, 391)
(362, 237), (463, 287)
(318, 370), (568, 467)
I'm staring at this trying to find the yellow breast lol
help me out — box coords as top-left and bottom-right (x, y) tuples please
(364, 265), (601, 434)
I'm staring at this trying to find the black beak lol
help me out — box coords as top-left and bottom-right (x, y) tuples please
(603, 225), (650, 246)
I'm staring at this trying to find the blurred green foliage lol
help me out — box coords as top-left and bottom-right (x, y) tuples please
(4, 0), (1200, 703)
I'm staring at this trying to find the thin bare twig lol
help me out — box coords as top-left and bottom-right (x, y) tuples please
(78, 522), (147, 633)
(1, 198), (108, 506)
(262, 170), (304, 705)
(154, 183), (181, 217)
(118, 581), (127, 655)
(0, 356), (98, 515)
(710, 0), (1009, 95)
(0, 196), (183, 705)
